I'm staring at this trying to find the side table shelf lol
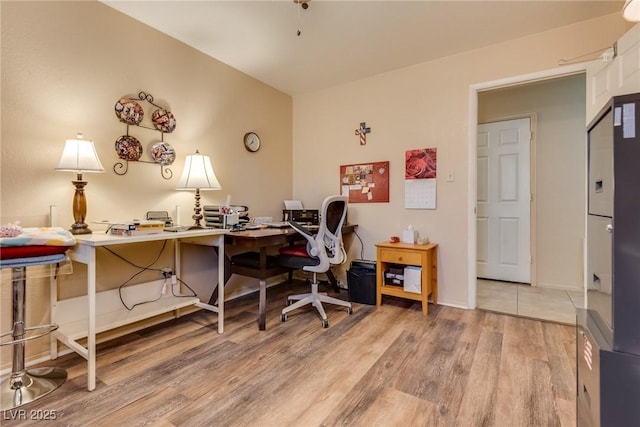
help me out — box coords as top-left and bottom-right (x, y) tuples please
(375, 241), (438, 316)
(53, 286), (201, 342)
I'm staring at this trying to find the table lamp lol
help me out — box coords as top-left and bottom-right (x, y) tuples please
(55, 132), (104, 235)
(177, 150), (221, 229)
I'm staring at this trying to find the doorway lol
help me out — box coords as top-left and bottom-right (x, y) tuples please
(468, 66), (588, 323)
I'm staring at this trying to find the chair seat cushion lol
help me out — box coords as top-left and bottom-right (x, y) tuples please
(278, 244), (308, 257)
(277, 254), (320, 269)
(230, 251), (279, 269)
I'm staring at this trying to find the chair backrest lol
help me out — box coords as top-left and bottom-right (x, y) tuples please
(298, 195), (348, 273)
(318, 195), (348, 265)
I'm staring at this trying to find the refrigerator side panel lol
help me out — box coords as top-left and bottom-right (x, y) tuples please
(612, 94), (640, 355)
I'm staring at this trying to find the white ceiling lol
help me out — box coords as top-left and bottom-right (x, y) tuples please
(103, 1), (625, 96)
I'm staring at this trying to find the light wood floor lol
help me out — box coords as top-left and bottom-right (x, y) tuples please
(2, 281), (577, 426)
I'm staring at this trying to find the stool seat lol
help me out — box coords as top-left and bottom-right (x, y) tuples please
(1, 251), (69, 410)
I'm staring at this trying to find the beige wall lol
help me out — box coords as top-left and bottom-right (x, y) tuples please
(1, 1), (292, 369)
(478, 74), (587, 291)
(292, 14), (631, 307)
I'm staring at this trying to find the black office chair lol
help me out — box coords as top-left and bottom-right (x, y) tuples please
(277, 195), (352, 328)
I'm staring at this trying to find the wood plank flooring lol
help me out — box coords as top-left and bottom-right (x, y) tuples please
(1, 281), (577, 426)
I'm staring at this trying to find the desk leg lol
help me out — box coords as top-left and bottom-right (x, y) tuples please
(87, 249), (97, 391)
(258, 247), (268, 331)
(258, 279), (266, 330)
(325, 269), (341, 293)
(217, 236), (224, 334)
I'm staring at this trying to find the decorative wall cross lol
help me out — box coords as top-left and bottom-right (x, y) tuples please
(355, 122), (371, 145)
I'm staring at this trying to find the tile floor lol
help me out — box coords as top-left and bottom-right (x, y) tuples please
(476, 279), (584, 325)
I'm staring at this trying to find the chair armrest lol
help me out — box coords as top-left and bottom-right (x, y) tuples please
(288, 220), (318, 256)
(288, 220), (314, 239)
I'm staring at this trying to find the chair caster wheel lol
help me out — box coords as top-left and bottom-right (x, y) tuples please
(347, 307), (353, 315)
(281, 313), (287, 322)
(321, 319), (329, 328)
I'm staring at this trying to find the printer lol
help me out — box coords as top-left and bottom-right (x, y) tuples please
(282, 200), (319, 225)
(282, 209), (319, 225)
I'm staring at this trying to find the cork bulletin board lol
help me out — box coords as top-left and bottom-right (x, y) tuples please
(339, 161), (390, 203)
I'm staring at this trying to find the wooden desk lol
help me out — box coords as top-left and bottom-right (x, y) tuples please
(52, 229), (226, 391)
(224, 224), (357, 330)
(375, 241), (438, 316)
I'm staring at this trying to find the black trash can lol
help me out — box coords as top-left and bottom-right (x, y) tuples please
(347, 260), (377, 305)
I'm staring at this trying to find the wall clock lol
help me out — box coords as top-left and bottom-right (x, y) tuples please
(243, 132), (261, 152)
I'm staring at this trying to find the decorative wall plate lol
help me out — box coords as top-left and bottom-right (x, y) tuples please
(114, 98), (144, 125)
(115, 135), (143, 161)
(151, 141), (176, 165)
(151, 108), (176, 133)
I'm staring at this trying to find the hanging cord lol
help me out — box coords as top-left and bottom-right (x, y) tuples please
(297, 1), (302, 36)
(558, 43), (617, 66)
(295, 0), (309, 36)
(101, 241), (197, 311)
(352, 229), (365, 261)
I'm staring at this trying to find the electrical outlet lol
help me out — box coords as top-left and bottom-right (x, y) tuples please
(161, 267), (173, 278)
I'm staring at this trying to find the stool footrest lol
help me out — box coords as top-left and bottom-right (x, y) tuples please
(0, 323), (59, 346)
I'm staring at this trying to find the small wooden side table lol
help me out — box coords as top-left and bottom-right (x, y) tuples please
(375, 241), (438, 315)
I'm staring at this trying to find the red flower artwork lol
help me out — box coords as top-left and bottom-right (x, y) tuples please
(405, 148), (437, 179)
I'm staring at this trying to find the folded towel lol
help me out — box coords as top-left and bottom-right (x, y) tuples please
(0, 227), (76, 247)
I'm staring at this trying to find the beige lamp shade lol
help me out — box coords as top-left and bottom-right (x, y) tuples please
(177, 150), (221, 190)
(55, 132), (104, 173)
(623, 0), (640, 21)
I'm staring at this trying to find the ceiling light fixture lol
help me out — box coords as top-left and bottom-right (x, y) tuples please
(294, 0), (309, 10)
(294, 0), (310, 36)
(623, 0), (640, 21)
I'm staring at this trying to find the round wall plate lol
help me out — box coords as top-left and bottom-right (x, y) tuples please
(114, 98), (144, 125)
(151, 141), (176, 165)
(115, 135), (143, 161)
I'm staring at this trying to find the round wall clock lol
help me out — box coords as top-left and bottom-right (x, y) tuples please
(243, 132), (261, 152)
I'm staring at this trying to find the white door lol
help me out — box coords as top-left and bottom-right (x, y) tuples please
(477, 118), (531, 283)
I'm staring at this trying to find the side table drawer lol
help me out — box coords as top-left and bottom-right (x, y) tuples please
(378, 248), (422, 265)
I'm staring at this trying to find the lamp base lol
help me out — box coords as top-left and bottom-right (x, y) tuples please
(70, 177), (92, 235)
(70, 223), (92, 235)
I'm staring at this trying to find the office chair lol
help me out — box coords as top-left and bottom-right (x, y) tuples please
(277, 195), (352, 328)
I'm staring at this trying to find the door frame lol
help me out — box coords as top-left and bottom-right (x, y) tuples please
(467, 62), (587, 309)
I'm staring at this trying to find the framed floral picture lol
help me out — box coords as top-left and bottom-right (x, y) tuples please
(405, 148), (437, 179)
